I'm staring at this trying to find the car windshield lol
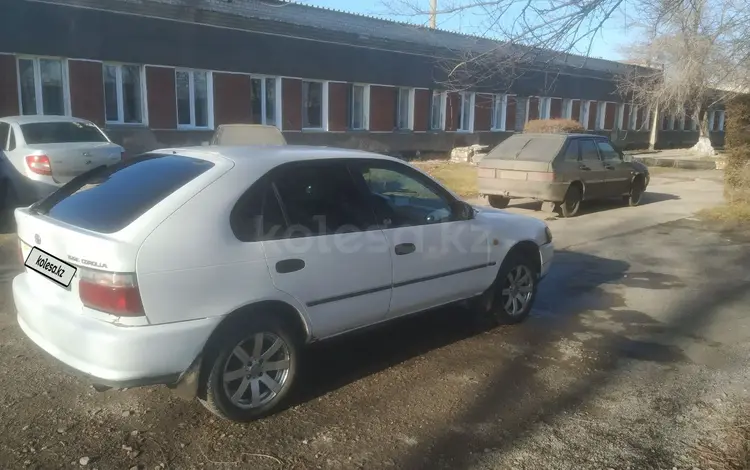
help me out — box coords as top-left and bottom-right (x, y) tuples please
(485, 135), (566, 162)
(37, 154), (214, 233)
(20, 121), (108, 144)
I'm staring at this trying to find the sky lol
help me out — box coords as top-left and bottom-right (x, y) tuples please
(297, 0), (634, 61)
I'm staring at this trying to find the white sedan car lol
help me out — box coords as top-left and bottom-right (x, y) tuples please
(0, 115), (124, 223)
(13, 146), (553, 422)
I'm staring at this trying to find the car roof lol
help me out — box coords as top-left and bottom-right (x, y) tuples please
(151, 145), (402, 171)
(0, 115), (96, 125)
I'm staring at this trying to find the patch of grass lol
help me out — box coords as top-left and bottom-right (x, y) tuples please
(698, 203), (750, 224)
(412, 161), (478, 198)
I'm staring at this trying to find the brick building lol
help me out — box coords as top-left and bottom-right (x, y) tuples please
(0, 0), (727, 155)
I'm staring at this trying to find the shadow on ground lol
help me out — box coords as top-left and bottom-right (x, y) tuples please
(396, 221), (750, 470)
(510, 192), (680, 216)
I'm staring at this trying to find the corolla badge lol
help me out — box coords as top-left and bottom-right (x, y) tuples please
(34, 234), (41, 244)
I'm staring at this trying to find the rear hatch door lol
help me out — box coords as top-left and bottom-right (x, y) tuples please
(17, 152), (231, 322)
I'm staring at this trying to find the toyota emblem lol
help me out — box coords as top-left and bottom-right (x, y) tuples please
(34, 234), (41, 244)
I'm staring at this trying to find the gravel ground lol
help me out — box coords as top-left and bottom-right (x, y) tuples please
(0, 170), (748, 470)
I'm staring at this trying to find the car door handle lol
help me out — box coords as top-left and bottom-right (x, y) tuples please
(579, 165), (591, 171)
(394, 243), (416, 255)
(276, 259), (305, 274)
(604, 164), (615, 170)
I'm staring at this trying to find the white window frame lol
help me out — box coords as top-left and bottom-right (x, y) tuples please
(597, 102), (607, 130)
(616, 104), (625, 130)
(301, 80), (328, 131)
(16, 56), (71, 116)
(396, 87), (414, 131)
(562, 99), (573, 120)
(630, 106), (639, 130)
(491, 94), (508, 131)
(348, 83), (370, 131)
(103, 63), (148, 125)
(458, 91), (475, 132)
(581, 101), (591, 130)
(430, 90), (446, 131)
(668, 115), (675, 131)
(175, 69), (214, 130)
(540, 97), (552, 120)
(251, 75), (281, 127)
(717, 110), (726, 132)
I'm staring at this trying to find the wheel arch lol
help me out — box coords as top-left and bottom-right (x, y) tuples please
(567, 179), (585, 199)
(505, 240), (542, 276)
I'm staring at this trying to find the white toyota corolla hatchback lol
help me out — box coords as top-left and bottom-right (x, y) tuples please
(13, 145), (554, 422)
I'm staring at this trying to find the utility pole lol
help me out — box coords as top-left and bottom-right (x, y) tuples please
(429, 0), (437, 28)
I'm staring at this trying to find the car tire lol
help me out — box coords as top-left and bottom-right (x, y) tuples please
(199, 316), (299, 422)
(560, 184), (582, 218)
(483, 252), (538, 325)
(488, 195), (510, 209)
(624, 177), (645, 207)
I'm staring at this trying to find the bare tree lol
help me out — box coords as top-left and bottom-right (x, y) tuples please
(384, 0), (750, 155)
(617, 0), (750, 155)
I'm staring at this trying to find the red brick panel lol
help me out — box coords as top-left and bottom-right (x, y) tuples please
(213, 72), (252, 126)
(635, 107), (645, 130)
(445, 92), (460, 131)
(474, 94), (492, 131)
(146, 66), (177, 129)
(622, 104), (631, 130)
(604, 102), (616, 130)
(413, 89), (430, 132)
(282, 78), (302, 131)
(69, 60), (105, 126)
(0, 55), (19, 117)
(528, 97), (539, 121)
(550, 98), (563, 119)
(369, 86), (396, 132)
(328, 82), (347, 132)
(588, 101), (598, 130)
(571, 100), (581, 122)
(505, 96), (517, 131)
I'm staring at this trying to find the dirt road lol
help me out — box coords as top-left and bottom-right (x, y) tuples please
(1, 169), (748, 470)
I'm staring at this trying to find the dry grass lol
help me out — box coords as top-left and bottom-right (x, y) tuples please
(699, 203), (750, 223)
(412, 161), (479, 198)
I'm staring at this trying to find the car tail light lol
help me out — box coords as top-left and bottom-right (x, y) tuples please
(527, 172), (555, 182)
(26, 155), (52, 176)
(79, 268), (144, 317)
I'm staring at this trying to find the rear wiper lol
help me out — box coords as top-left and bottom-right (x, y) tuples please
(30, 164), (109, 216)
(513, 139), (533, 160)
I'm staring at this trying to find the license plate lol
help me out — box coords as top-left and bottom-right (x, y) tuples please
(24, 246), (77, 288)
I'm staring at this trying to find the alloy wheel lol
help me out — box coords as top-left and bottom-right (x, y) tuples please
(500, 265), (535, 316)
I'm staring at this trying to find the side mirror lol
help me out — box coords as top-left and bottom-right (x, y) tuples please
(452, 200), (474, 220)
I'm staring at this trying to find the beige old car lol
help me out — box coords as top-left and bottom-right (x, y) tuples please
(478, 133), (650, 217)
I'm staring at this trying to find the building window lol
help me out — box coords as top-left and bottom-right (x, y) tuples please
(103, 64), (144, 124)
(396, 88), (412, 130)
(176, 69), (212, 128)
(459, 92), (474, 132)
(348, 84), (368, 130)
(430, 91), (445, 130)
(302, 81), (324, 129)
(250, 77), (278, 126)
(491, 94), (507, 131)
(17, 57), (68, 116)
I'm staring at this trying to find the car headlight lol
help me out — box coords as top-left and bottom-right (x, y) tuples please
(544, 226), (553, 244)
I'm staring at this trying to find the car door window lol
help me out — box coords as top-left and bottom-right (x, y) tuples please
(596, 141), (621, 162)
(271, 162), (376, 238)
(580, 139), (601, 162)
(563, 140), (580, 161)
(355, 163), (454, 227)
(0, 123), (9, 151)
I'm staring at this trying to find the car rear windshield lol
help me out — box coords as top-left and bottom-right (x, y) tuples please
(485, 135), (565, 162)
(21, 121), (109, 144)
(36, 154), (215, 233)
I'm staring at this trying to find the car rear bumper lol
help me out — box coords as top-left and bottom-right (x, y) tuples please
(479, 178), (569, 202)
(539, 242), (554, 278)
(13, 272), (222, 387)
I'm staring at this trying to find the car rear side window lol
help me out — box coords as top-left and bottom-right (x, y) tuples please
(563, 140), (580, 161)
(0, 122), (9, 150)
(271, 162), (376, 238)
(580, 140), (601, 162)
(20, 121), (108, 144)
(39, 154), (214, 233)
